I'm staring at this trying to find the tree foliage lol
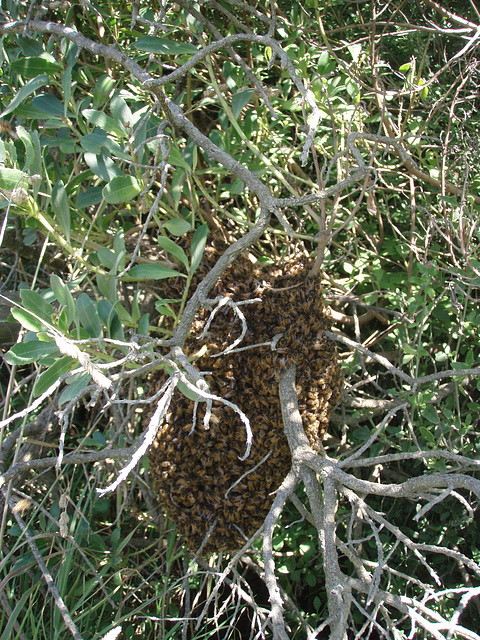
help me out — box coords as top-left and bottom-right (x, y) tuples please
(1, 1), (480, 639)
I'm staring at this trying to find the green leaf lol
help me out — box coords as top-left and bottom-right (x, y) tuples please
(76, 185), (104, 208)
(0, 590), (30, 640)
(155, 299), (178, 319)
(113, 301), (132, 323)
(17, 36), (45, 57)
(168, 147), (192, 172)
(83, 108), (126, 138)
(437, 195), (457, 206)
(190, 224), (208, 274)
(96, 273), (117, 305)
(51, 180), (71, 242)
(171, 169), (185, 210)
(85, 151), (122, 182)
(232, 89), (254, 119)
(138, 313), (150, 336)
(10, 57), (61, 78)
(84, 430), (107, 448)
(164, 217), (191, 236)
(4, 340), (59, 365)
(33, 356), (75, 397)
(102, 176), (142, 204)
(450, 362), (471, 370)
(80, 132), (130, 159)
(0, 168), (25, 190)
(305, 572), (317, 587)
(110, 95), (133, 128)
(31, 94), (65, 117)
(0, 74), (49, 118)
(10, 307), (48, 332)
(76, 293), (103, 338)
(50, 274), (76, 323)
(93, 74), (116, 108)
(318, 50), (333, 74)
(59, 371), (91, 406)
(97, 248), (116, 270)
(422, 405), (440, 424)
(347, 44), (362, 63)
(157, 236), (189, 269)
(131, 290), (141, 323)
(16, 125), (35, 170)
(97, 299), (124, 341)
(124, 264), (182, 281)
(30, 129), (42, 180)
(113, 229), (126, 256)
(177, 380), (206, 402)
(134, 36), (197, 55)
(164, 364), (207, 401)
(96, 298), (114, 327)
(61, 42), (79, 117)
(10, 104), (51, 120)
(19, 290), (54, 321)
(419, 426), (435, 442)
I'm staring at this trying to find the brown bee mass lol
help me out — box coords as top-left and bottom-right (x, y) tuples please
(147, 239), (342, 554)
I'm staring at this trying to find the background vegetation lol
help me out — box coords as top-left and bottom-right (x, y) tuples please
(0, 1), (480, 638)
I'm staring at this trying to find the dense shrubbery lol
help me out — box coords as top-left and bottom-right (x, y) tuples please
(0, 1), (480, 639)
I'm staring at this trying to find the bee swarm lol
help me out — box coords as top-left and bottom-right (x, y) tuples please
(148, 241), (342, 554)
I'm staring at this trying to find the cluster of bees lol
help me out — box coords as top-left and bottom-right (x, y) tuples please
(147, 237), (342, 555)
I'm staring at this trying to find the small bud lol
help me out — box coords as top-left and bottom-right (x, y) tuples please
(11, 187), (28, 204)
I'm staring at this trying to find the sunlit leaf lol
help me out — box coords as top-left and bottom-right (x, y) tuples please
(97, 248), (116, 270)
(347, 44), (362, 63)
(0, 168), (25, 190)
(93, 74), (116, 108)
(0, 74), (48, 117)
(10, 307), (49, 332)
(125, 264), (183, 280)
(134, 36), (197, 55)
(138, 313), (149, 336)
(232, 89), (254, 119)
(110, 95), (133, 128)
(190, 224), (208, 274)
(4, 340), (59, 365)
(157, 236), (189, 270)
(80, 132), (130, 159)
(51, 180), (71, 242)
(102, 176), (142, 203)
(168, 147), (192, 172)
(16, 125), (35, 170)
(50, 275), (76, 324)
(97, 299), (124, 341)
(83, 108), (126, 138)
(76, 293), (103, 338)
(19, 290), (54, 324)
(164, 217), (191, 236)
(33, 356), (75, 397)
(85, 151), (122, 182)
(10, 57), (61, 78)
